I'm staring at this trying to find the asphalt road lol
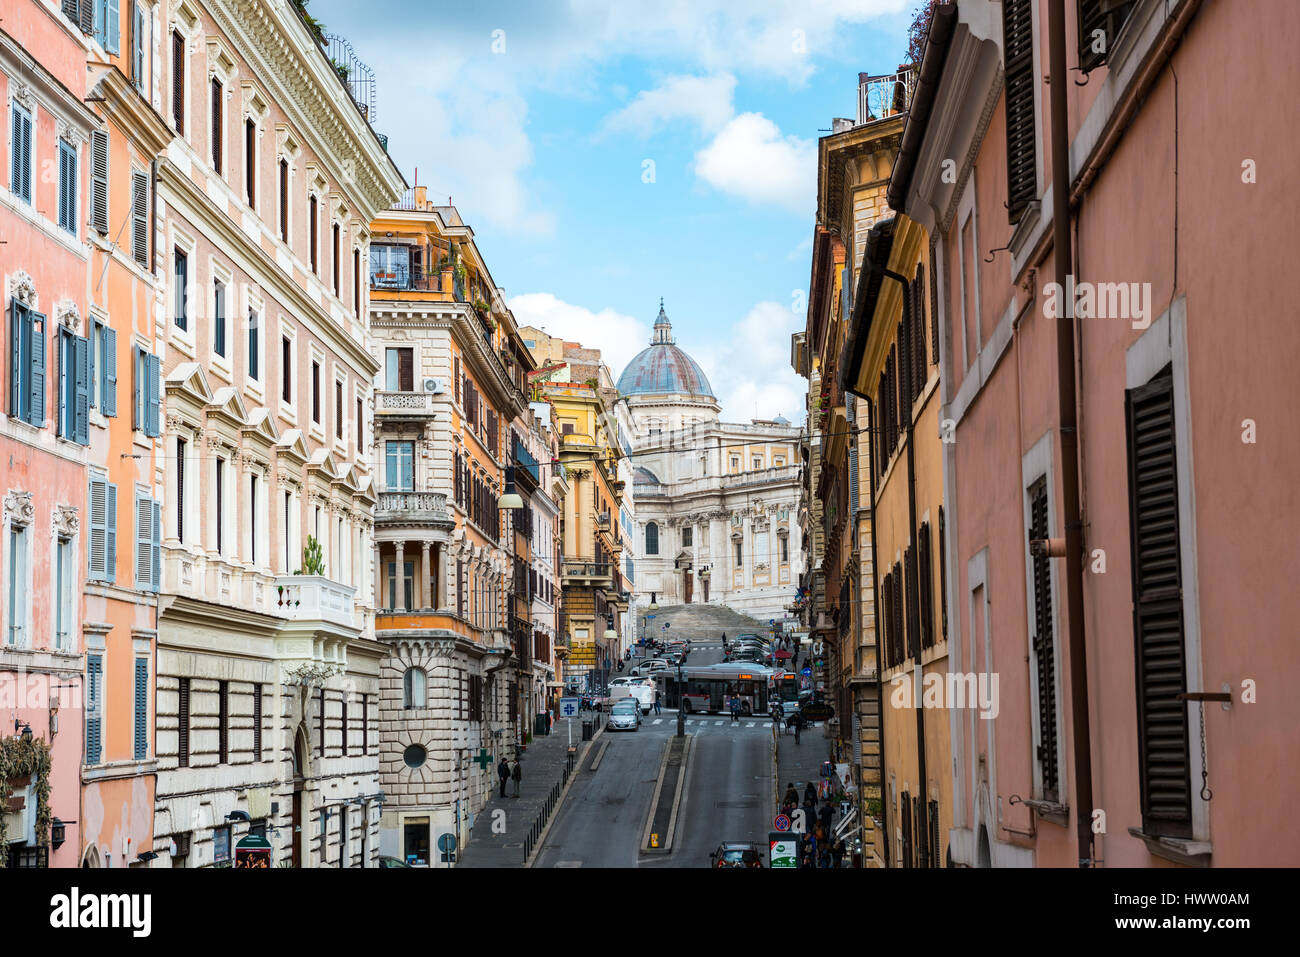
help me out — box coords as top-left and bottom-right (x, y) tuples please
(534, 638), (775, 868)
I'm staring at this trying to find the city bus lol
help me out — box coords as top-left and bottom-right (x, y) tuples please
(771, 672), (801, 711)
(658, 662), (778, 716)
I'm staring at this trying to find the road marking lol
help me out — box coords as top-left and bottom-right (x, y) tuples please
(555, 861), (583, 868)
(652, 718), (663, 725)
(745, 722), (755, 727)
(714, 720), (724, 726)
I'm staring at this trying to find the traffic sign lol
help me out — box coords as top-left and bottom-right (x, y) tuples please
(559, 697), (579, 718)
(769, 833), (798, 868)
(437, 833), (457, 853)
(774, 814), (791, 832)
(801, 667), (812, 677)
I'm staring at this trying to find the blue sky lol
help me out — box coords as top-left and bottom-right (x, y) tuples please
(314, 0), (914, 422)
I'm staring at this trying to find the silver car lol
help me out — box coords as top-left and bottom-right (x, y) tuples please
(609, 698), (641, 731)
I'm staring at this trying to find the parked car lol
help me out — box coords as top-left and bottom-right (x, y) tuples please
(609, 698), (641, 731)
(378, 856), (412, 868)
(709, 842), (764, 868)
(609, 677), (655, 714)
(630, 658), (669, 677)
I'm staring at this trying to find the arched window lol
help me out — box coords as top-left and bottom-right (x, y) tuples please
(402, 668), (426, 710)
(645, 522), (659, 555)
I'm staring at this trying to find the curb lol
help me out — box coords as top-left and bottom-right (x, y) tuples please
(771, 722), (780, 820)
(523, 717), (606, 869)
(662, 734), (693, 852)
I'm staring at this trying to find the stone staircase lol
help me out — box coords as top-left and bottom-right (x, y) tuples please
(647, 603), (767, 640)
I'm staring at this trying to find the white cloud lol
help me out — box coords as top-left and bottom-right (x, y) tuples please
(693, 113), (817, 215)
(601, 74), (737, 137)
(695, 300), (808, 424)
(507, 292), (651, 376)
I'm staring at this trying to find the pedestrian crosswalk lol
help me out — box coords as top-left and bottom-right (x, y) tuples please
(643, 716), (772, 732)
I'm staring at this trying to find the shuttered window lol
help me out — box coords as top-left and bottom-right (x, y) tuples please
(892, 561), (904, 667)
(928, 242), (940, 364)
(94, 0), (120, 54)
(278, 159), (289, 241)
(918, 521), (935, 650)
(177, 677), (191, 767)
(248, 307), (259, 379)
(361, 694), (368, 753)
(1028, 477), (1060, 802)
(340, 698), (348, 757)
(134, 346), (161, 437)
(245, 118), (256, 207)
(938, 506), (948, 640)
(90, 130), (109, 234)
(86, 654), (103, 765)
(78, 0), (93, 35)
(217, 680), (229, 763)
(311, 360), (320, 422)
(899, 790), (914, 868)
(210, 78), (223, 173)
(171, 30), (185, 134)
(10, 102), (32, 204)
(252, 683), (263, 761)
(1125, 366), (1192, 838)
(904, 545), (919, 660)
(912, 266), (927, 399)
(87, 475), (118, 583)
(898, 311), (911, 426)
(173, 247), (188, 330)
(57, 328), (90, 445)
(318, 687), (326, 757)
(57, 139), (78, 234)
(135, 491), (161, 592)
(309, 195), (319, 274)
(1002, 0), (1037, 222)
(95, 323), (117, 416)
(131, 169), (149, 267)
(134, 657), (148, 760)
(213, 280), (226, 357)
(1078, 1), (1135, 73)
(62, 0), (81, 25)
(130, 0), (145, 89)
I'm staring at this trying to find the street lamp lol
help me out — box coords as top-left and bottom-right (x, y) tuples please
(648, 592), (659, 612)
(499, 466), (524, 510)
(676, 659), (685, 738)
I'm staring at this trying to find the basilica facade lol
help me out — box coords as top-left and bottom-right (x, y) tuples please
(619, 304), (803, 620)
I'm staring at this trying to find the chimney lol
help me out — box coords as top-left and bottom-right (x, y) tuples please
(414, 185), (428, 208)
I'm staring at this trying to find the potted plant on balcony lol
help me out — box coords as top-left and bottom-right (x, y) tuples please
(295, 535), (326, 577)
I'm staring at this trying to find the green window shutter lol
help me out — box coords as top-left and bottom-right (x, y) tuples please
(74, 333), (90, 444)
(28, 310), (46, 427)
(102, 326), (118, 416)
(86, 655), (102, 765)
(134, 657), (148, 760)
(105, 481), (118, 584)
(90, 129), (109, 234)
(145, 352), (161, 437)
(10, 300), (24, 417)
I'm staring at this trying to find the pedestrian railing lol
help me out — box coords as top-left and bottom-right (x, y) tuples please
(521, 719), (602, 862)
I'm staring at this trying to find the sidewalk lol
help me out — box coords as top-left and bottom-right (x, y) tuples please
(458, 710), (604, 868)
(776, 719), (833, 806)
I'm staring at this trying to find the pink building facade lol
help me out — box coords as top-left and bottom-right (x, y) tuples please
(892, 0), (1300, 867)
(1, 5), (103, 868)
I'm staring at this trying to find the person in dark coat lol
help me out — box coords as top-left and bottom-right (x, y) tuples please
(510, 758), (522, 797)
(783, 782), (800, 808)
(789, 710), (802, 744)
(497, 757), (510, 798)
(818, 801), (834, 834)
(804, 781), (817, 805)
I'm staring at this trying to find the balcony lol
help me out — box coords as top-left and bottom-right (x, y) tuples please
(561, 561), (615, 587)
(273, 575), (359, 675)
(375, 390), (437, 418)
(375, 491), (450, 528)
(858, 68), (915, 124)
(596, 511), (611, 531)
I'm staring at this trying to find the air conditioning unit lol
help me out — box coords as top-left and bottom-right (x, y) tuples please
(423, 378), (443, 394)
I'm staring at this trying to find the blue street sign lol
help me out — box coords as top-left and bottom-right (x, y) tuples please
(437, 833), (457, 853)
(560, 697), (579, 717)
(801, 667), (812, 677)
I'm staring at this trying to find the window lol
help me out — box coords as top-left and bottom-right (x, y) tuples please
(244, 118), (256, 207)
(10, 102), (32, 204)
(217, 680), (229, 763)
(210, 78), (223, 173)
(938, 506), (948, 639)
(57, 139), (77, 235)
(130, 170), (149, 267)
(86, 654), (103, 765)
(752, 456), (762, 471)
(681, 527), (692, 548)
(780, 533), (789, 564)
(385, 347), (414, 392)
(215, 457), (225, 554)
(93, 0), (121, 53)
(340, 697), (348, 757)
(7, 524), (28, 646)
(57, 327), (90, 445)
(213, 280), (226, 357)
(133, 346), (161, 437)
(130, 0), (145, 89)
(212, 826), (230, 865)
(249, 474), (258, 566)
(175, 437), (186, 543)
(90, 319), (118, 415)
(171, 29), (184, 134)
(311, 360), (320, 422)
(177, 677), (191, 767)
(388, 561), (414, 611)
(775, 456), (786, 467)
(309, 195), (318, 274)
(356, 398), (363, 452)
(734, 540), (743, 567)
(88, 474), (118, 583)
(1002, 0), (1037, 222)
(1125, 366), (1192, 838)
(353, 249), (360, 314)
(402, 668), (426, 709)
(1078, 1), (1135, 73)
(645, 522), (658, 555)
(730, 455), (739, 472)
(54, 538), (73, 649)
(134, 657), (149, 760)
(135, 491), (161, 592)
(1027, 479), (1059, 802)
(332, 223), (340, 297)
(247, 306), (259, 379)
(370, 243), (410, 290)
(361, 694), (368, 753)
(278, 158), (288, 241)
(918, 521), (936, 649)
(384, 441), (414, 491)
(281, 334), (292, 402)
(173, 248), (188, 330)
(252, 683), (263, 761)
(335, 380), (343, 439)
(8, 300), (46, 427)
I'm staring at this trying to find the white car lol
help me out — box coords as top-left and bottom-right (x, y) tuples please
(630, 659), (669, 677)
(608, 677), (655, 715)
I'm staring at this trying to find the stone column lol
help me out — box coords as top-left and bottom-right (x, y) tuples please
(374, 542), (384, 610)
(435, 543), (446, 609)
(420, 541), (432, 610)
(395, 541), (406, 612)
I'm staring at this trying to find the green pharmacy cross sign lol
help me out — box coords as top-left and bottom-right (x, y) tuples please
(472, 747), (493, 770)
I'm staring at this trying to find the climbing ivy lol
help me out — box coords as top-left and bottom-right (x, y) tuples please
(0, 733), (52, 867)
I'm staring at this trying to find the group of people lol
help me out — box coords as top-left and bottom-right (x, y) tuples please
(769, 699), (804, 743)
(496, 757), (522, 798)
(781, 780), (847, 868)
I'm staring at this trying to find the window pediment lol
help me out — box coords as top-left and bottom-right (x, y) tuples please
(165, 361), (214, 407)
(206, 36), (237, 82)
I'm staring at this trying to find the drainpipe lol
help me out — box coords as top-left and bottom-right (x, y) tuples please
(1046, 0), (1094, 868)
(864, 399), (889, 867)
(904, 406), (929, 867)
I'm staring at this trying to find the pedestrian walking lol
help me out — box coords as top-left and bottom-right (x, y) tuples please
(654, 690), (662, 715)
(783, 782), (800, 808)
(730, 695), (740, 722)
(497, 757), (510, 798)
(790, 711), (802, 744)
(818, 801), (833, 835)
(510, 758), (522, 797)
(804, 781), (817, 805)
(771, 700), (783, 733)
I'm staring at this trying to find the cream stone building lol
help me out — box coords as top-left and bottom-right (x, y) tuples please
(619, 304), (802, 619)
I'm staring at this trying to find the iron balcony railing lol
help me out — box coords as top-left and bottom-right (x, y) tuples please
(376, 390), (436, 414)
(859, 68), (916, 124)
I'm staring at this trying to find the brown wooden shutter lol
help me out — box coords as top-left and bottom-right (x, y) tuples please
(177, 677), (191, 767)
(210, 78), (222, 172)
(171, 31), (184, 134)
(912, 267), (927, 398)
(900, 791), (913, 868)
(398, 348), (413, 392)
(1125, 367), (1192, 837)
(938, 506), (948, 640)
(218, 680), (229, 763)
(904, 545), (919, 660)
(1078, 1), (1134, 73)
(1002, 0), (1036, 222)
(928, 243), (940, 364)
(253, 683), (263, 762)
(918, 521), (934, 650)
(279, 159), (288, 241)
(1028, 477), (1060, 802)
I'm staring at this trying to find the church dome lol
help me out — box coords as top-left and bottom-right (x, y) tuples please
(616, 301), (715, 400)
